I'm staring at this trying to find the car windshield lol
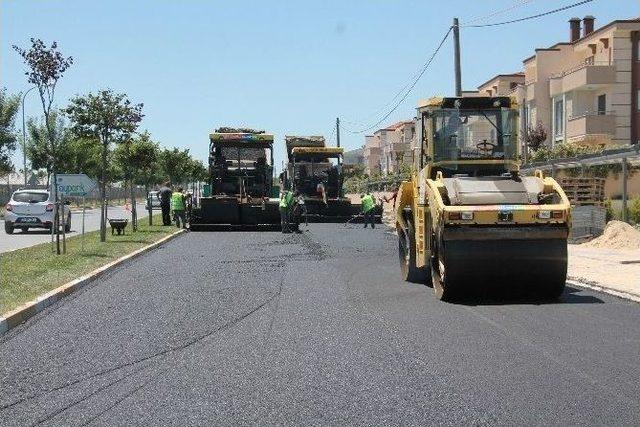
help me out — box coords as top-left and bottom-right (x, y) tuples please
(12, 192), (49, 203)
(432, 108), (517, 162)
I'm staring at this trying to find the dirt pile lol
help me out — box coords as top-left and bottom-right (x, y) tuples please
(582, 220), (640, 250)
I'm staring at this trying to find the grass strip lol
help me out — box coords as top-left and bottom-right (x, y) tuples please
(0, 215), (178, 314)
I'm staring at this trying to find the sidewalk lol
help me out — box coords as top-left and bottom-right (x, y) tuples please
(568, 245), (640, 298)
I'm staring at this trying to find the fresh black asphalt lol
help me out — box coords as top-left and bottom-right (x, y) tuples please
(1, 224), (639, 426)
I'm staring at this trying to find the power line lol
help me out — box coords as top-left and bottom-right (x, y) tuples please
(463, 0), (595, 28)
(464, 0), (536, 25)
(348, 26), (453, 134)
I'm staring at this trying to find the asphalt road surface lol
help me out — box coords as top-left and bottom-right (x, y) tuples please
(0, 204), (148, 254)
(1, 224), (639, 425)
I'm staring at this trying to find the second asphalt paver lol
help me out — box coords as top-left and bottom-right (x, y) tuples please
(1, 225), (640, 425)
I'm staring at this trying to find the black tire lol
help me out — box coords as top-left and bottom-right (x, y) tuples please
(431, 236), (458, 302)
(20, 227), (29, 233)
(4, 221), (14, 234)
(65, 214), (71, 233)
(398, 220), (428, 283)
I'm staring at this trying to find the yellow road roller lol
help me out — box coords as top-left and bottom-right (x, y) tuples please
(395, 96), (571, 300)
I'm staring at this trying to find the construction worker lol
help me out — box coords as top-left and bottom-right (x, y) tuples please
(279, 188), (294, 233)
(361, 190), (376, 229)
(171, 186), (187, 229)
(158, 181), (172, 226)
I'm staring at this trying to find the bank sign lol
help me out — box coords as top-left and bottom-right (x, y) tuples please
(55, 174), (97, 197)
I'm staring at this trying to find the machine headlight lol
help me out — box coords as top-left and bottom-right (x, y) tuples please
(538, 210), (551, 219)
(448, 212), (461, 221)
(461, 211), (474, 220)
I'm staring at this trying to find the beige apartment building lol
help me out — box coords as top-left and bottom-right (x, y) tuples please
(363, 135), (381, 175)
(522, 16), (640, 148)
(467, 16), (640, 197)
(363, 120), (416, 175)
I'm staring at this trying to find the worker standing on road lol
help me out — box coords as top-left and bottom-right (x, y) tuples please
(279, 188), (294, 233)
(171, 187), (187, 229)
(158, 181), (172, 226)
(361, 190), (376, 229)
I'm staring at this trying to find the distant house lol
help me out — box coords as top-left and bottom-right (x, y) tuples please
(343, 147), (364, 165)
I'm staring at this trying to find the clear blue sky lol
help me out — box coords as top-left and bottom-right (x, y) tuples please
(1, 0), (638, 171)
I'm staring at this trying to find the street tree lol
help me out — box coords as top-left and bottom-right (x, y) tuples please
(187, 158), (207, 198)
(159, 147), (193, 186)
(65, 90), (144, 242)
(13, 39), (72, 254)
(25, 110), (72, 186)
(114, 131), (160, 230)
(0, 89), (21, 176)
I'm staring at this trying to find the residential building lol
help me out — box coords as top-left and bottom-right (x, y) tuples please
(343, 147), (364, 166)
(366, 120), (416, 175)
(363, 135), (381, 175)
(477, 73), (525, 97)
(522, 16), (640, 147)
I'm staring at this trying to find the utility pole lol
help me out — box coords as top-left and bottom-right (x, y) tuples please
(453, 18), (462, 97)
(336, 117), (341, 148)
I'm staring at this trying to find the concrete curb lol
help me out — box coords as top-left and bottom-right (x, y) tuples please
(567, 278), (640, 304)
(0, 229), (186, 335)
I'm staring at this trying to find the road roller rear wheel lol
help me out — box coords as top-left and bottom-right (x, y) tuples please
(398, 221), (428, 284)
(431, 242), (457, 301)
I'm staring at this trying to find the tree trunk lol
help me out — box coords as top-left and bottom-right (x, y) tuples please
(146, 183), (152, 226)
(100, 141), (108, 242)
(130, 180), (137, 232)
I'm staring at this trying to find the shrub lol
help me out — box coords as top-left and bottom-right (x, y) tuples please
(628, 195), (640, 225)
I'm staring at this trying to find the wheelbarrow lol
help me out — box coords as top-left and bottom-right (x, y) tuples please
(108, 218), (129, 235)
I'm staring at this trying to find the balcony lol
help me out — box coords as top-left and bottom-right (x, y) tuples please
(549, 62), (616, 97)
(566, 112), (615, 145)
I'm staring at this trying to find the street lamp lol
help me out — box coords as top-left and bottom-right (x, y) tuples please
(21, 86), (37, 187)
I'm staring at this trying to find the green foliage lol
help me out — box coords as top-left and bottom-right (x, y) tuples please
(629, 195), (640, 225)
(65, 90), (144, 241)
(158, 147), (193, 185)
(0, 89), (21, 175)
(13, 39), (72, 178)
(527, 142), (638, 179)
(26, 110), (71, 181)
(65, 90), (144, 145)
(188, 158), (208, 182)
(604, 198), (615, 223)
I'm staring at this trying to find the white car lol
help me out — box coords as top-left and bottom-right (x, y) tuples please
(146, 190), (161, 210)
(4, 189), (71, 234)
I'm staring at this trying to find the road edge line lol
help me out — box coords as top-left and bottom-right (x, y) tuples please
(0, 229), (186, 335)
(566, 278), (640, 304)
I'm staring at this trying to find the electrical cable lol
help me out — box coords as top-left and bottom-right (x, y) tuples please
(464, 0), (536, 25)
(462, 0), (595, 28)
(348, 26), (453, 134)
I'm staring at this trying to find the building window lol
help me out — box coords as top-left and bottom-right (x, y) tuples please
(554, 99), (564, 137)
(597, 94), (606, 115)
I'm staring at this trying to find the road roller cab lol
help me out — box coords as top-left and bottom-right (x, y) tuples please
(395, 96), (571, 301)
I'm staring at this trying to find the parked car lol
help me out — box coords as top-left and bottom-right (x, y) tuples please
(4, 189), (71, 234)
(146, 190), (161, 210)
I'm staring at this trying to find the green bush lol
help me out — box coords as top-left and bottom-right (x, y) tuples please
(629, 195), (640, 225)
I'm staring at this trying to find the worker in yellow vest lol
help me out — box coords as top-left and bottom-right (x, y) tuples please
(279, 189), (294, 233)
(361, 191), (376, 229)
(171, 187), (187, 229)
